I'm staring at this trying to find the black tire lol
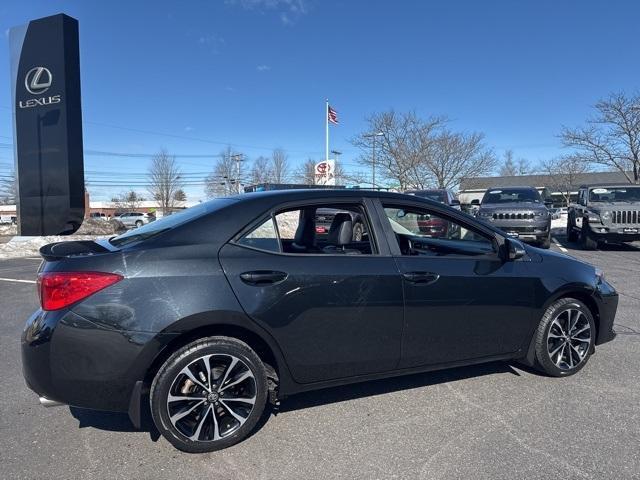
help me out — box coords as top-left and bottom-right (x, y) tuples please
(539, 234), (551, 249)
(135, 220), (143, 228)
(533, 298), (595, 377)
(352, 222), (364, 242)
(580, 224), (598, 250)
(150, 336), (268, 453)
(566, 216), (579, 242)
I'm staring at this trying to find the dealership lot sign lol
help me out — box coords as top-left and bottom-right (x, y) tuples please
(9, 14), (85, 235)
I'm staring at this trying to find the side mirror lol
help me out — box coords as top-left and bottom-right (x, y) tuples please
(544, 200), (554, 208)
(505, 238), (526, 261)
(451, 199), (461, 206)
(471, 199), (480, 206)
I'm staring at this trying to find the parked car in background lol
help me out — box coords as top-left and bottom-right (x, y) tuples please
(476, 186), (553, 248)
(22, 189), (617, 453)
(116, 212), (153, 228)
(0, 214), (17, 224)
(89, 212), (107, 221)
(404, 188), (461, 209)
(567, 184), (640, 249)
(404, 189), (461, 237)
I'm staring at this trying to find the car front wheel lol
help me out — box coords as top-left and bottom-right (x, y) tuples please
(150, 337), (268, 453)
(533, 298), (595, 377)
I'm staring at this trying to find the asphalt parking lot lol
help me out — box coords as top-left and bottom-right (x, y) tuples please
(1, 236), (639, 480)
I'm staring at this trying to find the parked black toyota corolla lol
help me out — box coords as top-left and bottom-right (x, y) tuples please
(22, 190), (618, 452)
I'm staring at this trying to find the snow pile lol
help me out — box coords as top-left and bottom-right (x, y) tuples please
(75, 218), (126, 235)
(0, 224), (18, 236)
(551, 217), (567, 233)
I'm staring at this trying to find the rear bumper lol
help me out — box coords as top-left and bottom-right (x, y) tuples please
(21, 308), (176, 413)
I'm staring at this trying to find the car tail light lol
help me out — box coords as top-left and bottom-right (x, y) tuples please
(37, 272), (123, 311)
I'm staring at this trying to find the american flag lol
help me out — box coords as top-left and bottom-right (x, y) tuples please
(328, 105), (339, 124)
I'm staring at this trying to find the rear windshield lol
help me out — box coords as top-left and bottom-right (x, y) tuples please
(109, 198), (236, 247)
(482, 188), (541, 204)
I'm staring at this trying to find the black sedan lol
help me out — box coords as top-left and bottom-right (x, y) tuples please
(22, 189), (618, 453)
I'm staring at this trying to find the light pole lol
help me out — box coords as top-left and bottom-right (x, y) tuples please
(363, 132), (383, 189)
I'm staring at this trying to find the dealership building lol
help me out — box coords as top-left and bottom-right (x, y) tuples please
(458, 171), (633, 206)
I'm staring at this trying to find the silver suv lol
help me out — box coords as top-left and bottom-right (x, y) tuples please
(116, 212), (153, 228)
(476, 186), (552, 248)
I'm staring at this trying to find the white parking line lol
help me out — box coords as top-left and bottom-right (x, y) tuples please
(0, 277), (36, 284)
(552, 237), (568, 253)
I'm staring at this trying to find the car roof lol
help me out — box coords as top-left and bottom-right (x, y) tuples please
(226, 188), (441, 204)
(580, 183), (639, 188)
(483, 186), (538, 191)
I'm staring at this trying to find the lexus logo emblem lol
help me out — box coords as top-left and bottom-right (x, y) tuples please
(24, 67), (52, 95)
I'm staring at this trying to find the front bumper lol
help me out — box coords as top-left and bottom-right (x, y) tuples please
(488, 220), (550, 243)
(587, 224), (640, 243)
(21, 308), (176, 413)
(594, 282), (619, 345)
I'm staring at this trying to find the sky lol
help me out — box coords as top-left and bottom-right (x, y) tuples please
(1, 0), (639, 201)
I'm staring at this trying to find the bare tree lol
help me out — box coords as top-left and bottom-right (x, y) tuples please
(561, 92), (640, 183)
(250, 156), (273, 185)
(147, 149), (183, 215)
(352, 110), (495, 190)
(540, 155), (590, 207)
(295, 159), (317, 185)
(111, 190), (146, 212)
(0, 167), (17, 204)
(173, 189), (187, 202)
(424, 130), (497, 189)
(271, 148), (290, 183)
(499, 150), (531, 176)
(352, 110), (446, 190)
(205, 147), (245, 197)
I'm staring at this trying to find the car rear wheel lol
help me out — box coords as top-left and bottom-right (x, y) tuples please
(533, 298), (595, 377)
(150, 337), (268, 453)
(135, 220), (143, 228)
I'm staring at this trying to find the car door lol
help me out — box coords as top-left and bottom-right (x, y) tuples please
(375, 199), (537, 368)
(218, 199), (404, 384)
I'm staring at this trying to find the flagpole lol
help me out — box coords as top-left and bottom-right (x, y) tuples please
(325, 99), (329, 162)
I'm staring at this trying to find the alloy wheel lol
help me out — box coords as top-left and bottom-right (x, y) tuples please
(166, 354), (257, 442)
(546, 309), (591, 371)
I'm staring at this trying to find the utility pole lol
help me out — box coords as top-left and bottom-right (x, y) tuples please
(363, 132), (383, 189)
(231, 153), (243, 194)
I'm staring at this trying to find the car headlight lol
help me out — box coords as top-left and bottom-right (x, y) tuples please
(595, 267), (605, 282)
(534, 210), (549, 217)
(600, 211), (611, 222)
(477, 211), (492, 218)
(587, 213), (602, 223)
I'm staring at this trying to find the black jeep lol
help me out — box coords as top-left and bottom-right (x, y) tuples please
(567, 184), (640, 249)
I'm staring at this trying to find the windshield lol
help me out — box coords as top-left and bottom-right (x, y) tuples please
(109, 199), (236, 247)
(482, 188), (541, 204)
(411, 191), (446, 203)
(589, 187), (640, 202)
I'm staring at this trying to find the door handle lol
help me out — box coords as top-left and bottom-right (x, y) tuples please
(240, 271), (288, 285)
(402, 272), (440, 285)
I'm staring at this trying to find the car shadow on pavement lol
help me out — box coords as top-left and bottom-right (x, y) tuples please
(66, 361), (521, 442)
(277, 361), (521, 414)
(69, 396), (161, 442)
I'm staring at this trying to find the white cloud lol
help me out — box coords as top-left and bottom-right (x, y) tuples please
(197, 33), (225, 54)
(225, 86), (237, 92)
(256, 64), (271, 72)
(184, 126), (194, 132)
(226, 0), (308, 25)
